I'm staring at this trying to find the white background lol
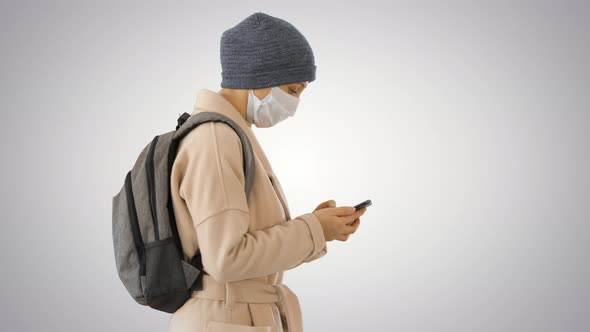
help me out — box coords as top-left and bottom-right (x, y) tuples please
(1, 1), (589, 331)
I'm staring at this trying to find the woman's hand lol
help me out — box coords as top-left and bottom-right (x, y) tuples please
(312, 200), (366, 242)
(314, 199), (337, 211)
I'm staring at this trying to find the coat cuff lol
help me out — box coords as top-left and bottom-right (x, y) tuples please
(299, 212), (327, 258)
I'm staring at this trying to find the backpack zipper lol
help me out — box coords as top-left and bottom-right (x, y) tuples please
(146, 135), (160, 241)
(124, 171), (146, 276)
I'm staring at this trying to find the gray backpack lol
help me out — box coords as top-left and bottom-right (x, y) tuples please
(111, 111), (256, 313)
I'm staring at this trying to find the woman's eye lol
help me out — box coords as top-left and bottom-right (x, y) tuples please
(289, 89), (297, 95)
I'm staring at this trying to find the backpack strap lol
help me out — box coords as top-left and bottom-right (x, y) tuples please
(172, 111), (256, 202)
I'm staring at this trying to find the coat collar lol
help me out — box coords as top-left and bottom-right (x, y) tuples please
(191, 88), (252, 130)
(190, 88), (292, 220)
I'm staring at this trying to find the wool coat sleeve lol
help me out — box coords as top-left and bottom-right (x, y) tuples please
(176, 122), (327, 283)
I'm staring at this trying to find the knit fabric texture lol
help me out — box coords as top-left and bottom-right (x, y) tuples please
(220, 12), (316, 89)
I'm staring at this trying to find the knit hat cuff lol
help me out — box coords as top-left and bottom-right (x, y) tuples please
(221, 64), (316, 89)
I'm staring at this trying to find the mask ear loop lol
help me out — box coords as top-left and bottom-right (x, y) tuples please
(246, 89), (257, 124)
(247, 87), (278, 126)
(250, 88), (273, 102)
(261, 88), (274, 102)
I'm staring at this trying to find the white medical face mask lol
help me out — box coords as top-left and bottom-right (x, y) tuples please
(246, 86), (300, 128)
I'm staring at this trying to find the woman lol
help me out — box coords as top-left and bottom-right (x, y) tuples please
(167, 12), (367, 332)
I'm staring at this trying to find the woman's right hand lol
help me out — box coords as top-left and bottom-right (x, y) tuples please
(312, 205), (367, 242)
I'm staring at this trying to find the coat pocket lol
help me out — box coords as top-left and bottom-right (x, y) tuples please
(206, 320), (272, 332)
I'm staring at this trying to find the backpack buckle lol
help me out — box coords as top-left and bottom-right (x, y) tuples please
(176, 112), (191, 130)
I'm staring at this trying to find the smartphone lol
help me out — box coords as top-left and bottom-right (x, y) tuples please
(354, 199), (372, 211)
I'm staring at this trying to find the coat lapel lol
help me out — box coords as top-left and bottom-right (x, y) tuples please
(268, 173), (291, 221)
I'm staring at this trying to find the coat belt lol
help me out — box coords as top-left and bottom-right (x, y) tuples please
(190, 274), (303, 332)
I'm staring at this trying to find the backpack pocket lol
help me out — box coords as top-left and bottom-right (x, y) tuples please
(142, 237), (185, 296)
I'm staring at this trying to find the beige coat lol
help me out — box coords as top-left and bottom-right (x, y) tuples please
(166, 88), (328, 332)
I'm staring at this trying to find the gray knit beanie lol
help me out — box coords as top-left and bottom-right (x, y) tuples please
(220, 12), (317, 89)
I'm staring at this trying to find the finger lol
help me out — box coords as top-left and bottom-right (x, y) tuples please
(343, 221), (359, 234)
(315, 202), (326, 210)
(356, 207), (367, 217)
(345, 217), (359, 226)
(337, 234), (350, 241)
(349, 218), (360, 227)
(317, 200), (335, 210)
(330, 206), (356, 216)
(341, 208), (366, 223)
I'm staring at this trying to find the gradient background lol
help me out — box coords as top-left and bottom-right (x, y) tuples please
(1, 1), (589, 331)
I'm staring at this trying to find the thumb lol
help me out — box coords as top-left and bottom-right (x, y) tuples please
(328, 200), (336, 207)
(315, 200), (335, 211)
